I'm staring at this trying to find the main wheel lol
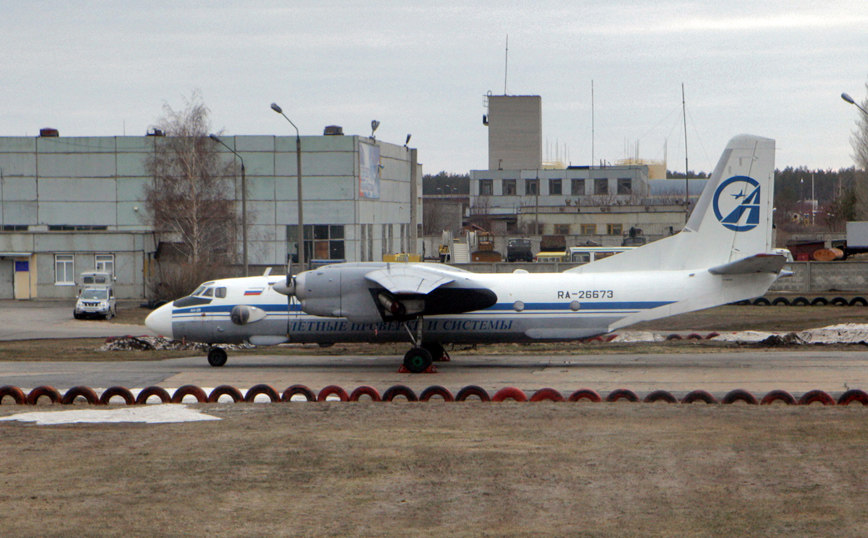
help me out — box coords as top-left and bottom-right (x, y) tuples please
(207, 347), (228, 367)
(403, 347), (433, 374)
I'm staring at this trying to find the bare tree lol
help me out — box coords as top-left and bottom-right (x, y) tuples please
(143, 93), (239, 299)
(849, 83), (868, 219)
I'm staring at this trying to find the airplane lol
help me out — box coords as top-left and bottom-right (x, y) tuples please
(145, 134), (786, 373)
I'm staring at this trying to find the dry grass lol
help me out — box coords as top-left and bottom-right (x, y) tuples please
(1, 403), (867, 537)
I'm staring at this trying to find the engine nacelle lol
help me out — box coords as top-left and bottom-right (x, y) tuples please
(230, 305), (267, 325)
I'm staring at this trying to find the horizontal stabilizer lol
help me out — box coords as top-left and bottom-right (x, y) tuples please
(365, 265), (455, 295)
(708, 253), (787, 275)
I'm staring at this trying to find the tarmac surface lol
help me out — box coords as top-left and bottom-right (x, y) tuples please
(1, 300), (867, 397)
(2, 350), (868, 398)
(0, 300), (155, 341)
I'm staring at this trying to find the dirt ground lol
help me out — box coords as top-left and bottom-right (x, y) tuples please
(1, 403), (867, 537)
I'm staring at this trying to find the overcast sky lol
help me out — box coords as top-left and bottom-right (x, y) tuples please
(3, 1), (867, 174)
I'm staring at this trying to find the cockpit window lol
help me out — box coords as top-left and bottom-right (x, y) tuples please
(191, 285), (207, 296)
(202, 287), (214, 297)
(215, 287), (227, 298)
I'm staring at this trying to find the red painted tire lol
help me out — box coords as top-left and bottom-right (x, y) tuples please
(721, 389), (758, 405)
(208, 385), (244, 403)
(760, 390), (796, 405)
(586, 336), (604, 343)
(282, 384), (317, 402)
(27, 386), (62, 405)
(798, 389), (835, 406)
(455, 385), (491, 402)
(686, 333), (703, 340)
(529, 388), (565, 402)
(705, 332), (720, 339)
(606, 388), (639, 402)
(0, 386), (26, 405)
(492, 387), (528, 402)
(838, 389), (868, 406)
(62, 386), (100, 405)
(643, 390), (677, 403)
(99, 386), (135, 405)
(171, 385), (208, 404)
(318, 385), (349, 402)
(135, 386), (171, 405)
(604, 334), (618, 342)
(567, 389), (602, 403)
(681, 390), (718, 404)
(382, 385), (418, 402)
(349, 386), (382, 402)
(245, 384), (280, 403)
(419, 385), (454, 402)
(666, 334), (683, 341)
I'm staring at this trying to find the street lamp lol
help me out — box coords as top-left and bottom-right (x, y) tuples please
(270, 102), (305, 271)
(842, 93), (868, 116)
(209, 134), (248, 277)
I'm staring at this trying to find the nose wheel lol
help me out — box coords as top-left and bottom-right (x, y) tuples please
(207, 347), (228, 367)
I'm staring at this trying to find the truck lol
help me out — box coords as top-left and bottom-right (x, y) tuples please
(506, 238), (533, 262)
(73, 271), (116, 320)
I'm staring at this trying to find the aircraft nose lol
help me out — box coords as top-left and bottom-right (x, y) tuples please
(145, 302), (174, 339)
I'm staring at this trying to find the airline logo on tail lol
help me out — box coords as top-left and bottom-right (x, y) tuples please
(712, 176), (761, 232)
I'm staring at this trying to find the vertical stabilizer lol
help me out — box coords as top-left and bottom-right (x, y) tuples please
(568, 134), (775, 273)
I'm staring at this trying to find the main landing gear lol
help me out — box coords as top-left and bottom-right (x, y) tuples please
(398, 317), (449, 374)
(208, 347), (228, 367)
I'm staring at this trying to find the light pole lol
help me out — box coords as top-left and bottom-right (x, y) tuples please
(270, 102), (305, 271)
(209, 134), (248, 277)
(842, 93), (868, 116)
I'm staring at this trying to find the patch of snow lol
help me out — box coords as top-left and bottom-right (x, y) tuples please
(712, 331), (778, 343)
(610, 331), (665, 343)
(798, 324), (868, 344)
(0, 405), (220, 425)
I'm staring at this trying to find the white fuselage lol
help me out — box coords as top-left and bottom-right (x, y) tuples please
(145, 266), (776, 346)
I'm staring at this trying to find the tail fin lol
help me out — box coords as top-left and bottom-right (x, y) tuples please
(568, 134), (775, 273)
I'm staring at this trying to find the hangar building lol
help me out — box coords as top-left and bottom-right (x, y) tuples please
(0, 130), (421, 300)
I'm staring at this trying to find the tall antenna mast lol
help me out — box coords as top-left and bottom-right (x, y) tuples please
(682, 82), (689, 222)
(591, 79), (595, 167)
(504, 35), (509, 95)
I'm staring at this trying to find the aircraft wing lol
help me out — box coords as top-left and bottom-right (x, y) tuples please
(708, 253), (787, 275)
(364, 264), (456, 295)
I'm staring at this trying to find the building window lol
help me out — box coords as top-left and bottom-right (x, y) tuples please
(503, 179), (517, 195)
(571, 179), (585, 196)
(607, 223), (623, 236)
(479, 179), (493, 196)
(287, 224), (345, 263)
(55, 254), (74, 285)
(618, 178), (632, 195)
(95, 254), (114, 276)
(525, 179), (539, 195)
(595, 179), (608, 195)
(581, 224), (596, 235)
(549, 179), (562, 196)
(554, 224), (570, 235)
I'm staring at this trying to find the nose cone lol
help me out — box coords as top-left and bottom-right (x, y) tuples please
(145, 302), (174, 339)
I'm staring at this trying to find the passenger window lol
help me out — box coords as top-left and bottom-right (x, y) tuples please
(215, 287), (227, 298)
